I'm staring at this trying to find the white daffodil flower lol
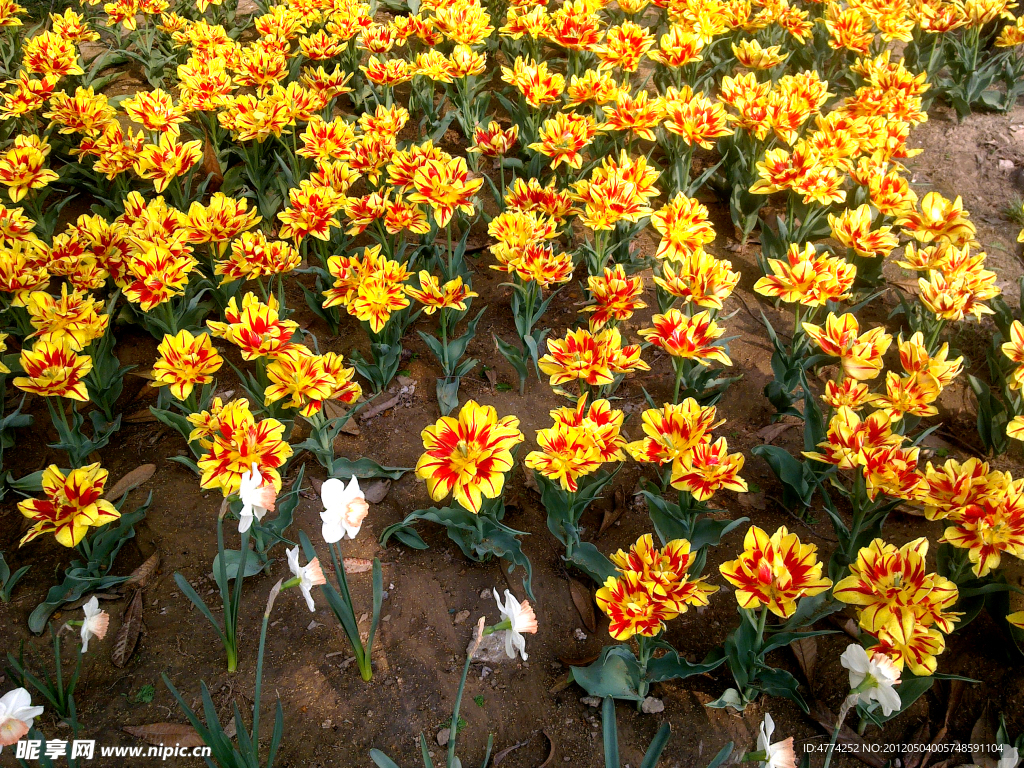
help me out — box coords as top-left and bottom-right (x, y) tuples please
(238, 464), (276, 534)
(493, 588), (538, 661)
(320, 476), (369, 543)
(0, 688), (44, 751)
(840, 644), (902, 717)
(80, 595), (109, 653)
(286, 546), (326, 612)
(757, 713), (797, 768)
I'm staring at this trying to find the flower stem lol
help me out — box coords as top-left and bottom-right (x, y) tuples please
(822, 694), (857, 768)
(447, 642), (475, 768)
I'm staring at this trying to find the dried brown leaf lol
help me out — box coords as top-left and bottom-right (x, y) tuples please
(548, 673), (572, 694)
(202, 126), (223, 188)
(790, 633), (817, 685)
(124, 410), (159, 424)
(558, 652), (600, 667)
(904, 720), (932, 768)
(124, 724), (205, 749)
(122, 552), (161, 592)
(568, 578), (596, 633)
(359, 395), (400, 421)
(111, 589), (144, 668)
(537, 729), (555, 768)
(343, 558), (373, 574)
(757, 422), (798, 444)
(523, 463), (539, 493)
(66, 592), (119, 610)
(105, 464), (156, 501)
(492, 739), (529, 767)
(971, 706), (998, 768)
(810, 701), (885, 768)
(598, 488), (627, 537)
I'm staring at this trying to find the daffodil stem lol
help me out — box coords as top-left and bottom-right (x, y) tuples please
(448, 645), (475, 768)
(822, 694), (857, 768)
(251, 580), (281, 762)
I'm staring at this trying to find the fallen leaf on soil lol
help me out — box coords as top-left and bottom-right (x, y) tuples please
(322, 400), (355, 427)
(970, 706), (998, 768)
(598, 488), (627, 537)
(568, 579), (596, 633)
(359, 395), (400, 421)
(919, 680), (966, 768)
(339, 419), (360, 436)
(122, 552), (161, 592)
(548, 673), (572, 693)
(66, 592), (119, 609)
(112, 589), (144, 668)
(492, 739), (530, 766)
(790, 633), (817, 685)
(123, 724), (204, 749)
(558, 652), (600, 667)
(537, 730), (555, 768)
(364, 480), (391, 504)
(124, 409), (158, 424)
(810, 701), (885, 768)
(904, 720), (932, 768)
(343, 558), (373, 574)
(104, 464), (156, 501)
(757, 422), (798, 444)
(202, 133), (223, 188)
(522, 462), (539, 493)
(485, 368), (497, 393)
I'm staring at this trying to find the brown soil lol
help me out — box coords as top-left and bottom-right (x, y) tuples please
(3, 103), (1024, 768)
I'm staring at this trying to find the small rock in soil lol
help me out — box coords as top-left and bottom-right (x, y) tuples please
(641, 697), (665, 714)
(436, 728), (450, 747)
(581, 697), (601, 708)
(480, 589), (491, 599)
(454, 610), (471, 625)
(468, 631), (514, 664)
(574, 628), (587, 641)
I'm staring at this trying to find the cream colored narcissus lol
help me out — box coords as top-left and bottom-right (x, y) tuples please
(755, 713), (796, 768)
(286, 546), (326, 612)
(490, 588), (539, 660)
(0, 688), (44, 751)
(840, 644), (902, 716)
(238, 463), (276, 534)
(320, 476), (369, 542)
(79, 595), (110, 653)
